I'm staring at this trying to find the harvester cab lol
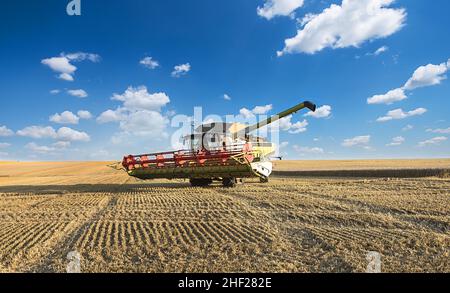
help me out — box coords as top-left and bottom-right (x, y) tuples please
(122, 101), (316, 187)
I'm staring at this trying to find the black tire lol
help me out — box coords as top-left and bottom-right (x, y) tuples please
(222, 177), (237, 188)
(260, 177), (269, 183)
(190, 178), (212, 187)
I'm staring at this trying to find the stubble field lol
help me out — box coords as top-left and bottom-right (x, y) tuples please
(0, 160), (449, 273)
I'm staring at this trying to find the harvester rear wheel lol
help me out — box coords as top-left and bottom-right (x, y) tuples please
(222, 177), (237, 188)
(189, 178), (212, 187)
(260, 177), (269, 183)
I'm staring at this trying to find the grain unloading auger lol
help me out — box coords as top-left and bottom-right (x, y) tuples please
(122, 101), (316, 187)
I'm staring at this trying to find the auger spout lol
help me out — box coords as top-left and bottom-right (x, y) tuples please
(236, 101), (317, 136)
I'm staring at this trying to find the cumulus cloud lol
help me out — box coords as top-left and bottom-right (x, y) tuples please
(367, 88), (407, 105)
(50, 89), (61, 94)
(239, 104), (273, 119)
(140, 57), (159, 69)
(368, 58), (450, 105)
(17, 126), (89, 142)
(97, 86), (171, 139)
(278, 116), (309, 134)
(97, 108), (127, 124)
(293, 145), (324, 154)
(223, 94), (232, 101)
(418, 136), (447, 147)
(17, 126), (57, 139)
(376, 108), (427, 122)
(257, 0), (304, 20)
(56, 127), (90, 142)
(50, 111), (80, 125)
(304, 105), (332, 118)
(119, 110), (169, 137)
(77, 110), (93, 120)
(278, 0), (406, 55)
(41, 52), (100, 81)
(252, 105), (273, 115)
(342, 135), (371, 147)
(67, 89), (88, 98)
(426, 127), (450, 134)
(386, 136), (405, 146)
(404, 62), (449, 90)
(0, 126), (14, 137)
(171, 63), (191, 77)
(111, 86), (170, 112)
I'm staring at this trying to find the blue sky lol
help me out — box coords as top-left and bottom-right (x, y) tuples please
(0, 0), (449, 161)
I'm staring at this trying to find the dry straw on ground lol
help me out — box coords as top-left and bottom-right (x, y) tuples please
(0, 160), (448, 272)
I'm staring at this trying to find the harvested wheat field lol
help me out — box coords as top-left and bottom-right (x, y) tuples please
(0, 160), (449, 273)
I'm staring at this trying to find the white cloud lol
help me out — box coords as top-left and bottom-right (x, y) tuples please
(112, 86), (170, 112)
(293, 145), (324, 154)
(41, 52), (100, 81)
(280, 141), (289, 148)
(278, 0), (406, 55)
(368, 58), (450, 105)
(64, 52), (101, 62)
(50, 89), (61, 94)
(239, 108), (255, 119)
(239, 105), (271, 119)
(386, 136), (405, 146)
(377, 108), (427, 122)
(418, 136), (447, 147)
(404, 62), (449, 90)
(97, 108), (127, 124)
(50, 111), (80, 125)
(56, 127), (90, 142)
(374, 46), (389, 56)
(17, 126), (57, 139)
(0, 126), (14, 137)
(140, 57), (159, 69)
(25, 142), (56, 154)
(41, 57), (76, 78)
(239, 104), (273, 119)
(278, 116), (309, 134)
(342, 135), (371, 147)
(59, 73), (74, 81)
(402, 124), (413, 131)
(252, 104), (273, 115)
(53, 141), (71, 149)
(367, 88), (407, 105)
(0, 143), (10, 148)
(98, 86), (171, 140)
(223, 94), (232, 101)
(304, 105), (331, 118)
(77, 110), (93, 120)
(171, 63), (191, 77)
(17, 125), (89, 142)
(67, 89), (88, 98)
(119, 110), (169, 138)
(257, 0), (304, 20)
(426, 127), (450, 134)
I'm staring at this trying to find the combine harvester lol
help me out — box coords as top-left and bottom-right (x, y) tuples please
(122, 101), (316, 187)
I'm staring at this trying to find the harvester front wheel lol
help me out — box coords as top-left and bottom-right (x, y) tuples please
(190, 178), (212, 187)
(222, 177), (237, 188)
(260, 177), (269, 183)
